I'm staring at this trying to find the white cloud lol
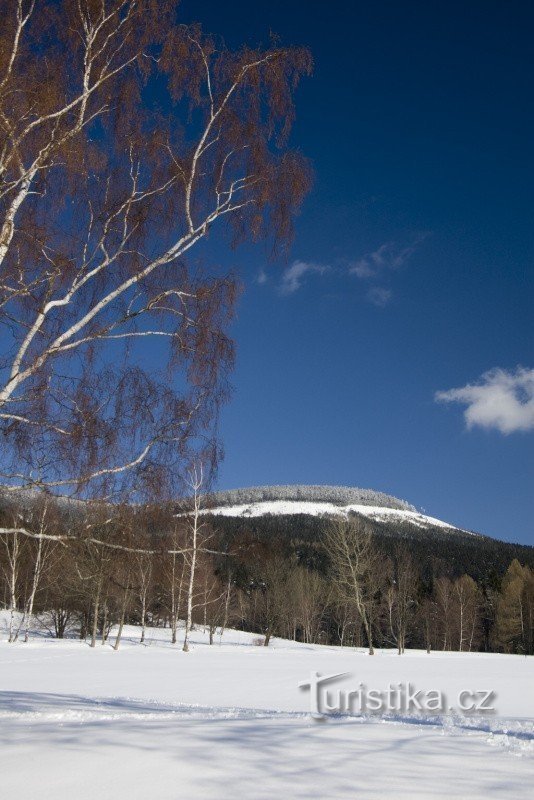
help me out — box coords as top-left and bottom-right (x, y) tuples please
(366, 286), (392, 307)
(435, 367), (534, 434)
(257, 268), (268, 285)
(279, 260), (327, 294)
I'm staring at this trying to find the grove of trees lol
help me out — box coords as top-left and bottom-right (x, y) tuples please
(1, 500), (532, 656)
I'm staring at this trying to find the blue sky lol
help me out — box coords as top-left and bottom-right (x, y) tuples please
(180, 1), (533, 544)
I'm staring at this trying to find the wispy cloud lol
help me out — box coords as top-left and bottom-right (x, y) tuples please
(350, 242), (396, 279)
(256, 268), (268, 285)
(350, 235), (429, 280)
(279, 260), (327, 294)
(269, 234), (429, 302)
(349, 234), (430, 305)
(435, 367), (534, 434)
(366, 286), (392, 307)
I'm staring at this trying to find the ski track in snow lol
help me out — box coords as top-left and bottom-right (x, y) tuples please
(1, 695), (532, 756)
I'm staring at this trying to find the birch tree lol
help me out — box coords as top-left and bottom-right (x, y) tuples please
(0, 511), (25, 641)
(163, 523), (187, 644)
(288, 566), (330, 644)
(453, 574), (481, 652)
(182, 462), (203, 652)
(383, 546), (418, 655)
(73, 518), (116, 647)
(324, 519), (381, 655)
(112, 561), (133, 651)
(14, 501), (60, 642)
(134, 548), (153, 644)
(0, 1), (312, 506)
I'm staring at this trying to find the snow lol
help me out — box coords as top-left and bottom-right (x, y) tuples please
(202, 499), (471, 533)
(0, 614), (532, 798)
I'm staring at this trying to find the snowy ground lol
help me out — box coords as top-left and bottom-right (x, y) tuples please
(1, 616), (532, 799)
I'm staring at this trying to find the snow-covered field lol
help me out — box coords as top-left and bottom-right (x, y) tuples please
(1, 616), (532, 799)
(202, 499), (471, 533)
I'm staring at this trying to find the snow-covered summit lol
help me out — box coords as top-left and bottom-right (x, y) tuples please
(201, 485), (471, 534)
(204, 499), (462, 530)
(206, 484), (416, 511)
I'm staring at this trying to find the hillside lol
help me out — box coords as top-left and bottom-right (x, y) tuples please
(204, 484), (469, 534)
(203, 485), (534, 583)
(2, 483), (532, 582)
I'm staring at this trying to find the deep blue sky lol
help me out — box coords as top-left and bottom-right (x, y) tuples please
(180, 1), (533, 544)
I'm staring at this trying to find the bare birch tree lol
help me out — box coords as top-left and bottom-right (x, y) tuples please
(134, 548), (153, 644)
(289, 565), (330, 644)
(15, 500), (60, 641)
(324, 519), (381, 655)
(73, 517), (116, 647)
(182, 462), (203, 652)
(219, 565), (236, 641)
(112, 563), (133, 651)
(254, 554), (292, 647)
(0, 2), (312, 508)
(163, 523), (187, 644)
(383, 545), (418, 654)
(453, 574), (481, 652)
(0, 509), (25, 640)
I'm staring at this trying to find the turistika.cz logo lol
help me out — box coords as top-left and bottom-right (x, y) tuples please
(298, 672), (497, 719)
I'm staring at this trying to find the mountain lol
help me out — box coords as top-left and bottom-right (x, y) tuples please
(204, 484), (473, 535)
(2, 483), (532, 582)
(203, 485), (534, 583)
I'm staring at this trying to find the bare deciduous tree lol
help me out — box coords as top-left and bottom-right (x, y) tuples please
(324, 519), (381, 655)
(163, 524), (187, 645)
(73, 516), (116, 647)
(0, 1), (312, 505)
(382, 545), (418, 655)
(182, 462), (203, 652)
(0, 509), (25, 641)
(15, 500), (60, 642)
(287, 565), (330, 644)
(134, 547), (153, 645)
(254, 554), (292, 647)
(453, 574), (481, 652)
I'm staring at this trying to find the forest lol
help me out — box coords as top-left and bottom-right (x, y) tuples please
(1, 491), (533, 656)
(205, 484), (416, 511)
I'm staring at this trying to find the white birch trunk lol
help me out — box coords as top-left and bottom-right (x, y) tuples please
(183, 464), (203, 653)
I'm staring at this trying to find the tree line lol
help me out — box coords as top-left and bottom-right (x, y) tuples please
(1, 501), (532, 656)
(206, 485), (415, 511)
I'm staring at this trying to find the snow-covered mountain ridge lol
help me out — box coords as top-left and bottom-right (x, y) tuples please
(202, 485), (472, 534)
(204, 499), (467, 532)
(206, 484), (415, 511)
